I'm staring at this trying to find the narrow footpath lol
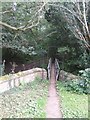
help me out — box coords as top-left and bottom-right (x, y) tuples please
(46, 64), (62, 118)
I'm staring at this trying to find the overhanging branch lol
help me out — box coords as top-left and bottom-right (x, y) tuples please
(0, 2), (47, 32)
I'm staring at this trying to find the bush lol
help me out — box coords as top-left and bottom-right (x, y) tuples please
(64, 68), (90, 94)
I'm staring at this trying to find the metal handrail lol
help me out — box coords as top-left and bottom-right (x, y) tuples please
(55, 58), (60, 81)
(47, 58), (52, 80)
(47, 58), (60, 80)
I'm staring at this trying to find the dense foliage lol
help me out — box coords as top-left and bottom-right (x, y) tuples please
(64, 68), (90, 94)
(45, 4), (90, 73)
(0, 1), (90, 75)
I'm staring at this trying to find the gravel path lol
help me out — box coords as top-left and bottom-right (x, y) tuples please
(46, 64), (63, 118)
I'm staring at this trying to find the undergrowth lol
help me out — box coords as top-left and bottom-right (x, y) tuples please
(56, 81), (88, 118)
(0, 78), (49, 118)
(64, 68), (90, 94)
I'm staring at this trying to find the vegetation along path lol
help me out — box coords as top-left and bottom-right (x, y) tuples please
(46, 64), (63, 118)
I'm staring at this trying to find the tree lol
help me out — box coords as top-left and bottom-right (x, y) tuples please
(45, 2), (90, 73)
(0, 2), (46, 31)
(0, 2), (47, 55)
(0, 1), (90, 74)
(60, 1), (90, 49)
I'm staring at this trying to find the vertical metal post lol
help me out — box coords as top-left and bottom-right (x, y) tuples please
(55, 58), (60, 81)
(47, 58), (52, 80)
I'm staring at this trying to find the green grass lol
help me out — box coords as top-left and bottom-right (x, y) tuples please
(56, 81), (88, 118)
(1, 77), (89, 118)
(0, 78), (49, 118)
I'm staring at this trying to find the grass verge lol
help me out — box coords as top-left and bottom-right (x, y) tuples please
(0, 78), (49, 118)
(56, 81), (88, 118)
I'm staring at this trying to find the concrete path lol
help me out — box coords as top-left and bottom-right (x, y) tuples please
(46, 64), (63, 118)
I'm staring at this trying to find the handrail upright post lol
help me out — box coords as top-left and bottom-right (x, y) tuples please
(47, 58), (52, 80)
(55, 58), (60, 81)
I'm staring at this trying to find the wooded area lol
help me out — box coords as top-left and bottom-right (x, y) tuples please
(0, 1), (90, 74)
(0, 1), (89, 118)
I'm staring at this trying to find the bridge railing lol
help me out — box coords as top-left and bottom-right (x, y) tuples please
(47, 58), (60, 81)
(55, 58), (60, 81)
(47, 58), (52, 80)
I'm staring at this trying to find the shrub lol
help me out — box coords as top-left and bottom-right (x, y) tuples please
(64, 68), (90, 94)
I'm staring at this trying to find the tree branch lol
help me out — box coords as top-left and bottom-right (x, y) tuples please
(46, 31), (57, 37)
(0, 2), (47, 31)
(0, 10), (12, 14)
(0, 21), (19, 31)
